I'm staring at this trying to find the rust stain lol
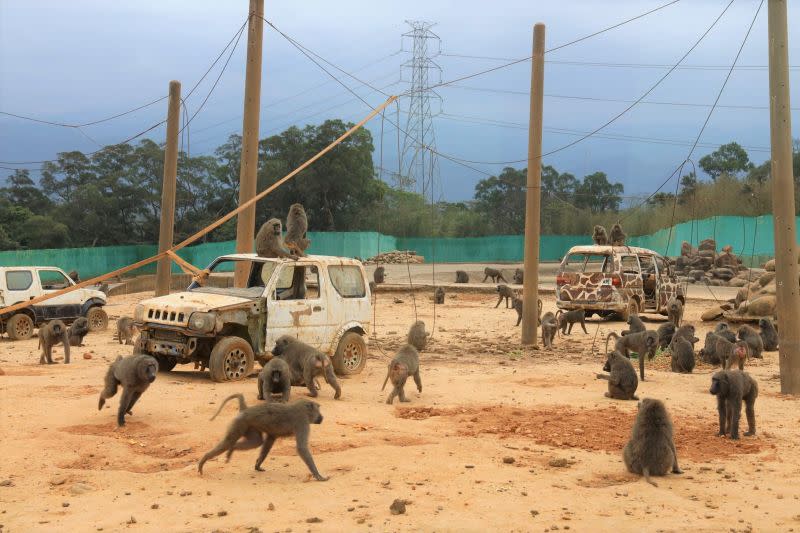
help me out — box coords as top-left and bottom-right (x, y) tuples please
(290, 306), (313, 326)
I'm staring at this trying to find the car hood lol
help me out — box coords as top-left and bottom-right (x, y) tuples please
(138, 292), (254, 328)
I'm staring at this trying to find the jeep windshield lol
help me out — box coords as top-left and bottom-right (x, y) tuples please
(561, 253), (613, 274)
(188, 258), (277, 299)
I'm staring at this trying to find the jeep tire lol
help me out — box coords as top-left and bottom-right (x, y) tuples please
(209, 336), (254, 382)
(86, 307), (109, 331)
(333, 331), (367, 376)
(7, 313), (35, 340)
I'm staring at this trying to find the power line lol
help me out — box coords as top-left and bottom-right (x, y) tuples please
(0, 94), (168, 129)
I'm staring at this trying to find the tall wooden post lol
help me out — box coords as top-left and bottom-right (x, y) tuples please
(768, 0), (800, 394)
(234, 0), (265, 287)
(521, 23), (545, 346)
(155, 80), (181, 296)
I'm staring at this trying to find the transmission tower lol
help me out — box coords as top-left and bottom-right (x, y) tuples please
(398, 20), (442, 198)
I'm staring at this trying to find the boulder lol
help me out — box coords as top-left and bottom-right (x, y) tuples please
(698, 249), (716, 259)
(698, 238), (717, 252)
(729, 278), (748, 287)
(758, 272), (776, 287)
(701, 306), (725, 321)
(742, 295), (777, 317)
(764, 259), (776, 272)
(711, 268), (736, 281)
(689, 270), (705, 281)
(715, 253), (738, 268)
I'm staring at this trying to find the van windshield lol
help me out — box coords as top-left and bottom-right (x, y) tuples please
(188, 258), (277, 293)
(562, 253), (613, 274)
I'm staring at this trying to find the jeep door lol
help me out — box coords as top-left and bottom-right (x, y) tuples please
(265, 263), (330, 351)
(36, 269), (82, 321)
(1, 269), (37, 308)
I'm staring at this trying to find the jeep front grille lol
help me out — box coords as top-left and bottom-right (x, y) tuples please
(147, 308), (185, 324)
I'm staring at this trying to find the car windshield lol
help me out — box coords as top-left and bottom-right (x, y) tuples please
(562, 253), (613, 274)
(188, 258), (277, 297)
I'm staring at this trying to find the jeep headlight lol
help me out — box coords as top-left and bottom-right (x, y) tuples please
(189, 312), (215, 333)
(134, 304), (145, 323)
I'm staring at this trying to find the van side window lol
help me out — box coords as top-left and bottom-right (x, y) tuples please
(6, 271), (33, 291)
(328, 265), (366, 298)
(39, 270), (71, 290)
(273, 265), (320, 300)
(620, 256), (640, 274)
(638, 255), (655, 274)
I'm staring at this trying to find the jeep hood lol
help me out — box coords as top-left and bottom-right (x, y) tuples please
(140, 291), (253, 313)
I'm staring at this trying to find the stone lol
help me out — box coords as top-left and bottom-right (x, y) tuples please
(701, 307), (724, 322)
(764, 259), (776, 272)
(698, 238), (717, 252)
(390, 499), (407, 515)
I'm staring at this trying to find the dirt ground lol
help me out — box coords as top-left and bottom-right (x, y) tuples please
(1, 290), (800, 533)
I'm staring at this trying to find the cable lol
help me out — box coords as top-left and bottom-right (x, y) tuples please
(0, 95), (168, 129)
(184, 17), (250, 101)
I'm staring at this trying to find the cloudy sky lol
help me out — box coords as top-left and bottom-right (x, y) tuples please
(1, 0), (797, 203)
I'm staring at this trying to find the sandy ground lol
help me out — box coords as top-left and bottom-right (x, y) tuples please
(1, 289), (800, 533)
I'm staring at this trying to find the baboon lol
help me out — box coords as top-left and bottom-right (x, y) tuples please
(737, 325), (764, 359)
(622, 398), (682, 487)
(198, 395), (327, 481)
(592, 225), (609, 246)
(407, 320), (428, 351)
(597, 350), (638, 400)
(373, 266), (386, 284)
(98, 353), (158, 426)
(605, 330), (658, 381)
(621, 315), (646, 336)
(284, 203), (310, 256)
(667, 297), (683, 327)
(710, 370), (758, 440)
(382, 344), (421, 404)
(657, 322), (676, 351)
(555, 309), (588, 335)
(116, 317), (137, 346)
(271, 336), (341, 400)
(455, 270), (469, 283)
(513, 268), (523, 284)
(258, 357), (292, 403)
(670, 336), (695, 373)
(67, 317), (90, 347)
(495, 284), (515, 309)
(715, 322), (736, 343)
(369, 281), (376, 294)
(512, 298), (542, 327)
(730, 341), (750, 371)
(68, 270), (80, 283)
(714, 337), (735, 369)
(434, 287), (444, 304)
(256, 218), (298, 259)
(699, 331), (723, 365)
(98, 282), (110, 295)
(670, 324), (699, 351)
(483, 267), (507, 283)
(540, 311), (557, 349)
(758, 318), (778, 351)
(38, 320), (71, 364)
(610, 223), (626, 246)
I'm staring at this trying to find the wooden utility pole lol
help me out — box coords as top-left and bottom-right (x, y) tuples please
(768, 0), (800, 394)
(234, 0), (265, 287)
(521, 23), (545, 346)
(155, 80), (181, 296)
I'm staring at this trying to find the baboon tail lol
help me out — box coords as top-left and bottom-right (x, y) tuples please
(381, 366), (391, 391)
(211, 393), (247, 421)
(643, 467), (658, 487)
(554, 310), (563, 338)
(604, 332), (619, 356)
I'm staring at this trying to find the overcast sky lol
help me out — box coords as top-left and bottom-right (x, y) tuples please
(1, 0), (798, 203)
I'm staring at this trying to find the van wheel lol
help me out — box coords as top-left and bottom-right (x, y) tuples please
(209, 337), (254, 382)
(7, 313), (34, 340)
(86, 307), (109, 331)
(620, 300), (638, 322)
(154, 355), (177, 372)
(333, 332), (367, 376)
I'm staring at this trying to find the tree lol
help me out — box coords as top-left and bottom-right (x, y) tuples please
(1, 169), (52, 213)
(573, 172), (623, 213)
(647, 192), (676, 207)
(698, 142), (753, 180)
(678, 172), (698, 205)
(473, 167), (526, 234)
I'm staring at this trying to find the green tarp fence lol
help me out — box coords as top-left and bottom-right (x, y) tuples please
(0, 215), (785, 278)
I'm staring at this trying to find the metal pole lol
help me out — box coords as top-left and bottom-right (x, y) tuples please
(234, 0), (265, 287)
(521, 23), (544, 346)
(155, 80), (181, 296)
(768, 0), (800, 394)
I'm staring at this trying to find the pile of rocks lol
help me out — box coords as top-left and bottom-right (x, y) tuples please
(673, 239), (749, 286)
(364, 250), (425, 265)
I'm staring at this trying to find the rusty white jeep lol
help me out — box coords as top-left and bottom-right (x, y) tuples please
(133, 254), (372, 382)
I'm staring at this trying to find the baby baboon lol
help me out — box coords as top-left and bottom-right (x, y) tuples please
(513, 268), (523, 284)
(116, 317), (137, 346)
(657, 322), (676, 351)
(621, 315), (646, 336)
(555, 309), (587, 335)
(271, 335), (341, 400)
(715, 322), (736, 343)
(434, 287), (444, 304)
(68, 270), (80, 283)
(699, 331), (723, 365)
(199, 394), (327, 481)
(67, 317), (90, 347)
(592, 225), (609, 246)
(670, 336), (695, 373)
(373, 266), (386, 284)
(610, 223), (626, 246)
(605, 330), (658, 381)
(483, 267), (507, 283)
(256, 218), (298, 259)
(495, 284), (515, 308)
(407, 320), (428, 351)
(512, 298), (542, 327)
(382, 344), (421, 404)
(258, 357), (292, 402)
(38, 320), (70, 364)
(455, 270), (469, 283)
(540, 311), (557, 349)
(666, 297), (683, 327)
(597, 350), (638, 400)
(758, 318), (778, 351)
(98, 353), (158, 426)
(737, 325), (764, 359)
(710, 370), (758, 440)
(284, 203), (310, 257)
(623, 398), (682, 487)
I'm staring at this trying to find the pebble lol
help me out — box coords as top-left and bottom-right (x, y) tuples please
(151, 504), (160, 510)
(268, 503), (275, 511)
(390, 499), (407, 515)
(126, 517), (137, 525)
(503, 457), (515, 464)
(465, 465), (475, 469)
(0, 480), (13, 487)
(62, 502), (70, 508)
(306, 517), (322, 523)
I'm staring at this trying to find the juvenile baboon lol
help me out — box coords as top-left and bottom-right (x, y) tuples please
(374, 266), (386, 284)
(605, 330), (658, 381)
(483, 267), (507, 283)
(714, 336), (735, 369)
(434, 287), (445, 304)
(513, 268), (523, 284)
(407, 320), (428, 351)
(737, 325), (764, 359)
(38, 320), (70, 364)
(710, 370), (758, 440)
(98, 353), (158, 426)
(730, 340), (750, 371)
(555, 309), (588, 335)
(284, 203), (310, 256)
(540, 311), (557, 349)
(512, 298), (542, 327)
(657, 322), (676, 351)
(597, 350), (638, 400)
(271, 336), (341, 400)
(610, 223), (626, 246)
(670, 336), (695, 373)
(258, 357), (292, 402)
(382, 344), (421, 404)
(670, 324), (699, 351)
(68, 270), (80, 283)
(758, 318), (778, 351)
(67, 317), (90, 347)
(715, 322), (736, 343)
(199, 395), (327, 481)
(495, 284), (515, 308)
(455, 270), (469, 283)
(256, 219), (298, 259)
(666, 297), (684, 327)
(623, 398), (682, 487)
(592, 225), (609, 246)
(116, 317), (137, 346)
(699, 331), (723, 365)
(621, 315), (646, 336)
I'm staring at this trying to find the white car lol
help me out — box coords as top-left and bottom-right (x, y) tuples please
(133, 254), (372, 382)
(0, 266), (109, 340)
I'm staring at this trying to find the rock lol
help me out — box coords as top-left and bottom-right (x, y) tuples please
(268, 503), (275, 511)
(151, 504), (160, 510)
(70, 483), (93, 495)
(0, 479), (13, 487)
(715, 253), (739, 268)
(689, 270), (705, 281)
(50, 476), (67, 486)
(699, 238), (717, 252)
(701, 307), (724, 322)
(126, 517), (137, 525)
(680, 241), (694, 257)
(548, 458), (571, 468)
(217, 510), (227, 517)
(502, 456), (516, 464)
(306, 517), (323, 523)
(390, 499), (407, 515)
(82, 353), (92, 360)
(764, 259), (776, 272)
(745, 295), (776, 317)
(758, 272), (776, 287)
(711, 268), (736, 281)
(698, 249), (716, 259)
(729, 278), (748, 287)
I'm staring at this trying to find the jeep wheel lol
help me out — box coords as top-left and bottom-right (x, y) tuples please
(154, 355), (177, 372)
(209, 336), (254, 382)
(619, 300), (638, 322)
(86, 307), (109, 331)
(333, 331), (367, 376)
(7, 313), (34, 340)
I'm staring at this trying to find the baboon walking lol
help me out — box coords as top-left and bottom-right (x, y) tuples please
(710, 370), (758, 440)
(98, 354), (158, 426)
(38, 320), (70, 364)
(483, 267), (507, 283)
(382, 344), (421, 404)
